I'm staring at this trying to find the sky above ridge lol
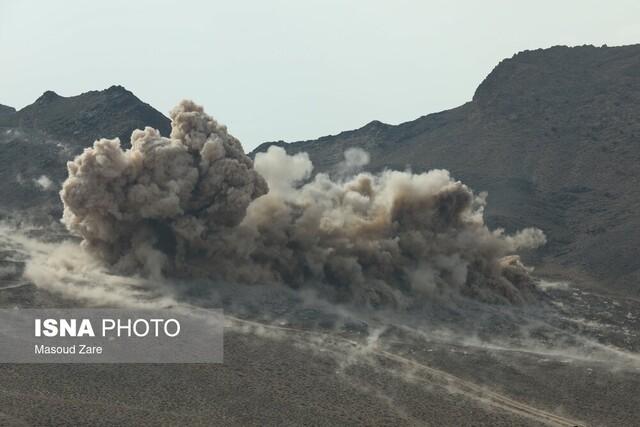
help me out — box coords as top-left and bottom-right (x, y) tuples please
(1, 0), (639, 150)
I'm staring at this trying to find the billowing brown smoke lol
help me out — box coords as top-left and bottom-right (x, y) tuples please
(60, 101), (545, 307)
(61, 100), (268, 278)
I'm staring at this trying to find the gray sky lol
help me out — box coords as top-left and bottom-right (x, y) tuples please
(1, 1), (639, 151)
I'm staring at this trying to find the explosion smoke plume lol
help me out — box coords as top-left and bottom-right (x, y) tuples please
(60, 101), (545, 306)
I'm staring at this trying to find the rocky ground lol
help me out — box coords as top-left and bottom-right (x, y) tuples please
(0, 227), (638, 426)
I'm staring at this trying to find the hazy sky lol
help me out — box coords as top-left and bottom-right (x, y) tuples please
(1, 1), (639, 150)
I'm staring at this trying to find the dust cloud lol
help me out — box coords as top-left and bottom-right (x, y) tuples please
(59, 100), (546, 306)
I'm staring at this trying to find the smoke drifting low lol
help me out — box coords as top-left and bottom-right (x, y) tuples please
(60, 101), (545, 307)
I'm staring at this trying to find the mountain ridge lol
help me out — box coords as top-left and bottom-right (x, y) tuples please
(0, 86), (171, 216)
(251, 44), (640, 295)
(0, 104), (15, 116)
(0, 85), (171, 145)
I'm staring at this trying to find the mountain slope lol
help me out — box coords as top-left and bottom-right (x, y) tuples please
(0, 104), (15, 117)
(0, 85), (170, 145)
(253, 44), (640, 295)
(0, 87), (170, 216)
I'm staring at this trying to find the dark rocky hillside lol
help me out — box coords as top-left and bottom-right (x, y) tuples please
(253, 44), (640, 296)
(0, 85), (170, 145)
(0, 87), (170, 217)
(0, 104), (15, 116)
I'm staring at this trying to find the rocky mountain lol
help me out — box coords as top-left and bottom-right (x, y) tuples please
(253, 44), (640, 296)
(0, 86), (170, 215)
(0, 104), (16, 117)
(0, 85), (170, 145)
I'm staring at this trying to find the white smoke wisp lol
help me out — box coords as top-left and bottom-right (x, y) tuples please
(60, 100), (546, 307)
(336, 147), (370, 176)
(34, 175), (54, 190)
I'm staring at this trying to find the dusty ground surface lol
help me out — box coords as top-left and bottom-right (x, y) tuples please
(0, 263), (638, 426)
